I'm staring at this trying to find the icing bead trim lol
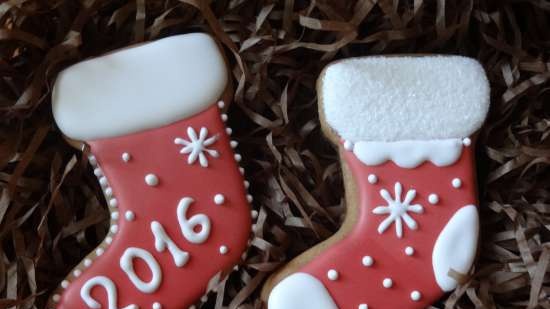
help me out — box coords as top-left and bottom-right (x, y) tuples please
(230, 140), (238, 148)
(217, 100), (225, 108)
(352, 138), (463, 168)
(411, 291), (422, 301)
(327, 269), (339, 281)
(96, 248), (104, 256)
(73, 269), (82, 277)
(109, 198), (119, 207)
(175, 127), (219, 167)
(382, 278), (393, 288)
(462, 138), (472, 146)
(372, 182), (424, 238)
(84, 259), (92, 267)
(251, 210), (259, 219)
(362, 256), (374, 267)
(61, 280), (69, 288)
(145, 174), (159, 186)
(246, 195), (254, 203)
(428, 193), (439, 204)
(452, 178), (462, 188)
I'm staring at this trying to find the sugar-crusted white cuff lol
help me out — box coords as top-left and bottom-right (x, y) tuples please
(52, 33), (228, 141)
(319, 56), (490, 142)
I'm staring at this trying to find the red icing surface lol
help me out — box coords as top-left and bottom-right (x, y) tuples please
(55, 105), (251, 309)
(301, 143), (478, 308)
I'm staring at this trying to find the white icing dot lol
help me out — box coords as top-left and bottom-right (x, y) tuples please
(462, 138), (472, 146)
(88, 155), (97, 166)
(221, 114), (228, 122)
(362, 256), (374, 267)
(111, 211), (119, 220)
(189, 306), (196, 309)
(110, 225), (118, 234)
(96, 248), (104, 256)
(109, 198), (118, 208)
(217, 100), (225, 108)
(104, 187), (113, 197)
(367, 174), (378, 184)
(247, 194), (254, 203)
(411, 290), (422, 301)
(214, 194), (225, 205)
(405, 246), (415, 256)
(230, 140), (238, 148)
(343, 140), (354, 151)
(145, 174), (159, 186)
(327, 269), (339, 281)
(251, 210), (259, 219)
(428, 193), (439, 204)
(125, 210), (135, 221)
(219, 245), (229, 255)
(153, 302), (162, 309)
(105, 237), (113, 244)
(234, 154), (242, 162)
(382, 278), (393, 288)
(201, 295), (208, 302)
(84, 259), (92, 267)
(244, 180), (250, 188)
(122, 152), (131, 162)
(452, 178), (462, 188)
(53, 294), (61, 302)
(239, 167), (245, 175)
(93, 168), (103, 177)
(226, 127), (233, 135)
(73, 269), (82, 277)
(99, 177), (108, 187)
(358, 304), (368, 309)
(61, 280), (69, 288)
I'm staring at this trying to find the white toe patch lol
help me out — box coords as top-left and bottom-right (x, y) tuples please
(268, 273), (338, 309)
(432, 205), (479, 291)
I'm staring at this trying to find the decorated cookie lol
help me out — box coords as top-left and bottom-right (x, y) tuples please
(48, 33), (255, 309)
(264, 56), (490, 309)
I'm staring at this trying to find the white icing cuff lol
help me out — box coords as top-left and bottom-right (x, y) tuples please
(52, 33), (228, 140)
(268, 273), (338, 309)
(351, 138), (464, 168)
(319, 56), (490, 141)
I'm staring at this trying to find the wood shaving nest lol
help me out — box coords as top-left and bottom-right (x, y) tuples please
(0, 1), (549, 309)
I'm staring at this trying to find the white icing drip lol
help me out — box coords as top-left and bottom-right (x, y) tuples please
(372, 182), (424, 238)
(352, 139), (463, 168)
(151, 221), (190, 267)
(268, 273), (338, 309)
(176, 197), (211, 244)
(433, 205), (479, 291)
(120, 247), (162, 294)
(80, 276), (138, 309)
(175, 127), (219, 168)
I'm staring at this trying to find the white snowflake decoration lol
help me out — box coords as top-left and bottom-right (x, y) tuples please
(372, 182), (424, 238)
(175, 127), (219, 168)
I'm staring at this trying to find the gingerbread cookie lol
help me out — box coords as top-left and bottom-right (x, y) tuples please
(48, 33), (255, 309)
(264, 56), (490, 309)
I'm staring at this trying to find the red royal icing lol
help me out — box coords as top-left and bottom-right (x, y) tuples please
(55, 105), (251, 308)
(300, 143), (478, 308)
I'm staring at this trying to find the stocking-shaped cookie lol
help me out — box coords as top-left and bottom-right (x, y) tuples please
(48, 33), (254, 309)
(266, 56), (489, 309)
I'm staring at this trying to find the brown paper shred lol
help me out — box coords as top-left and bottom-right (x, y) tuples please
(1, 1), (550, 309)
